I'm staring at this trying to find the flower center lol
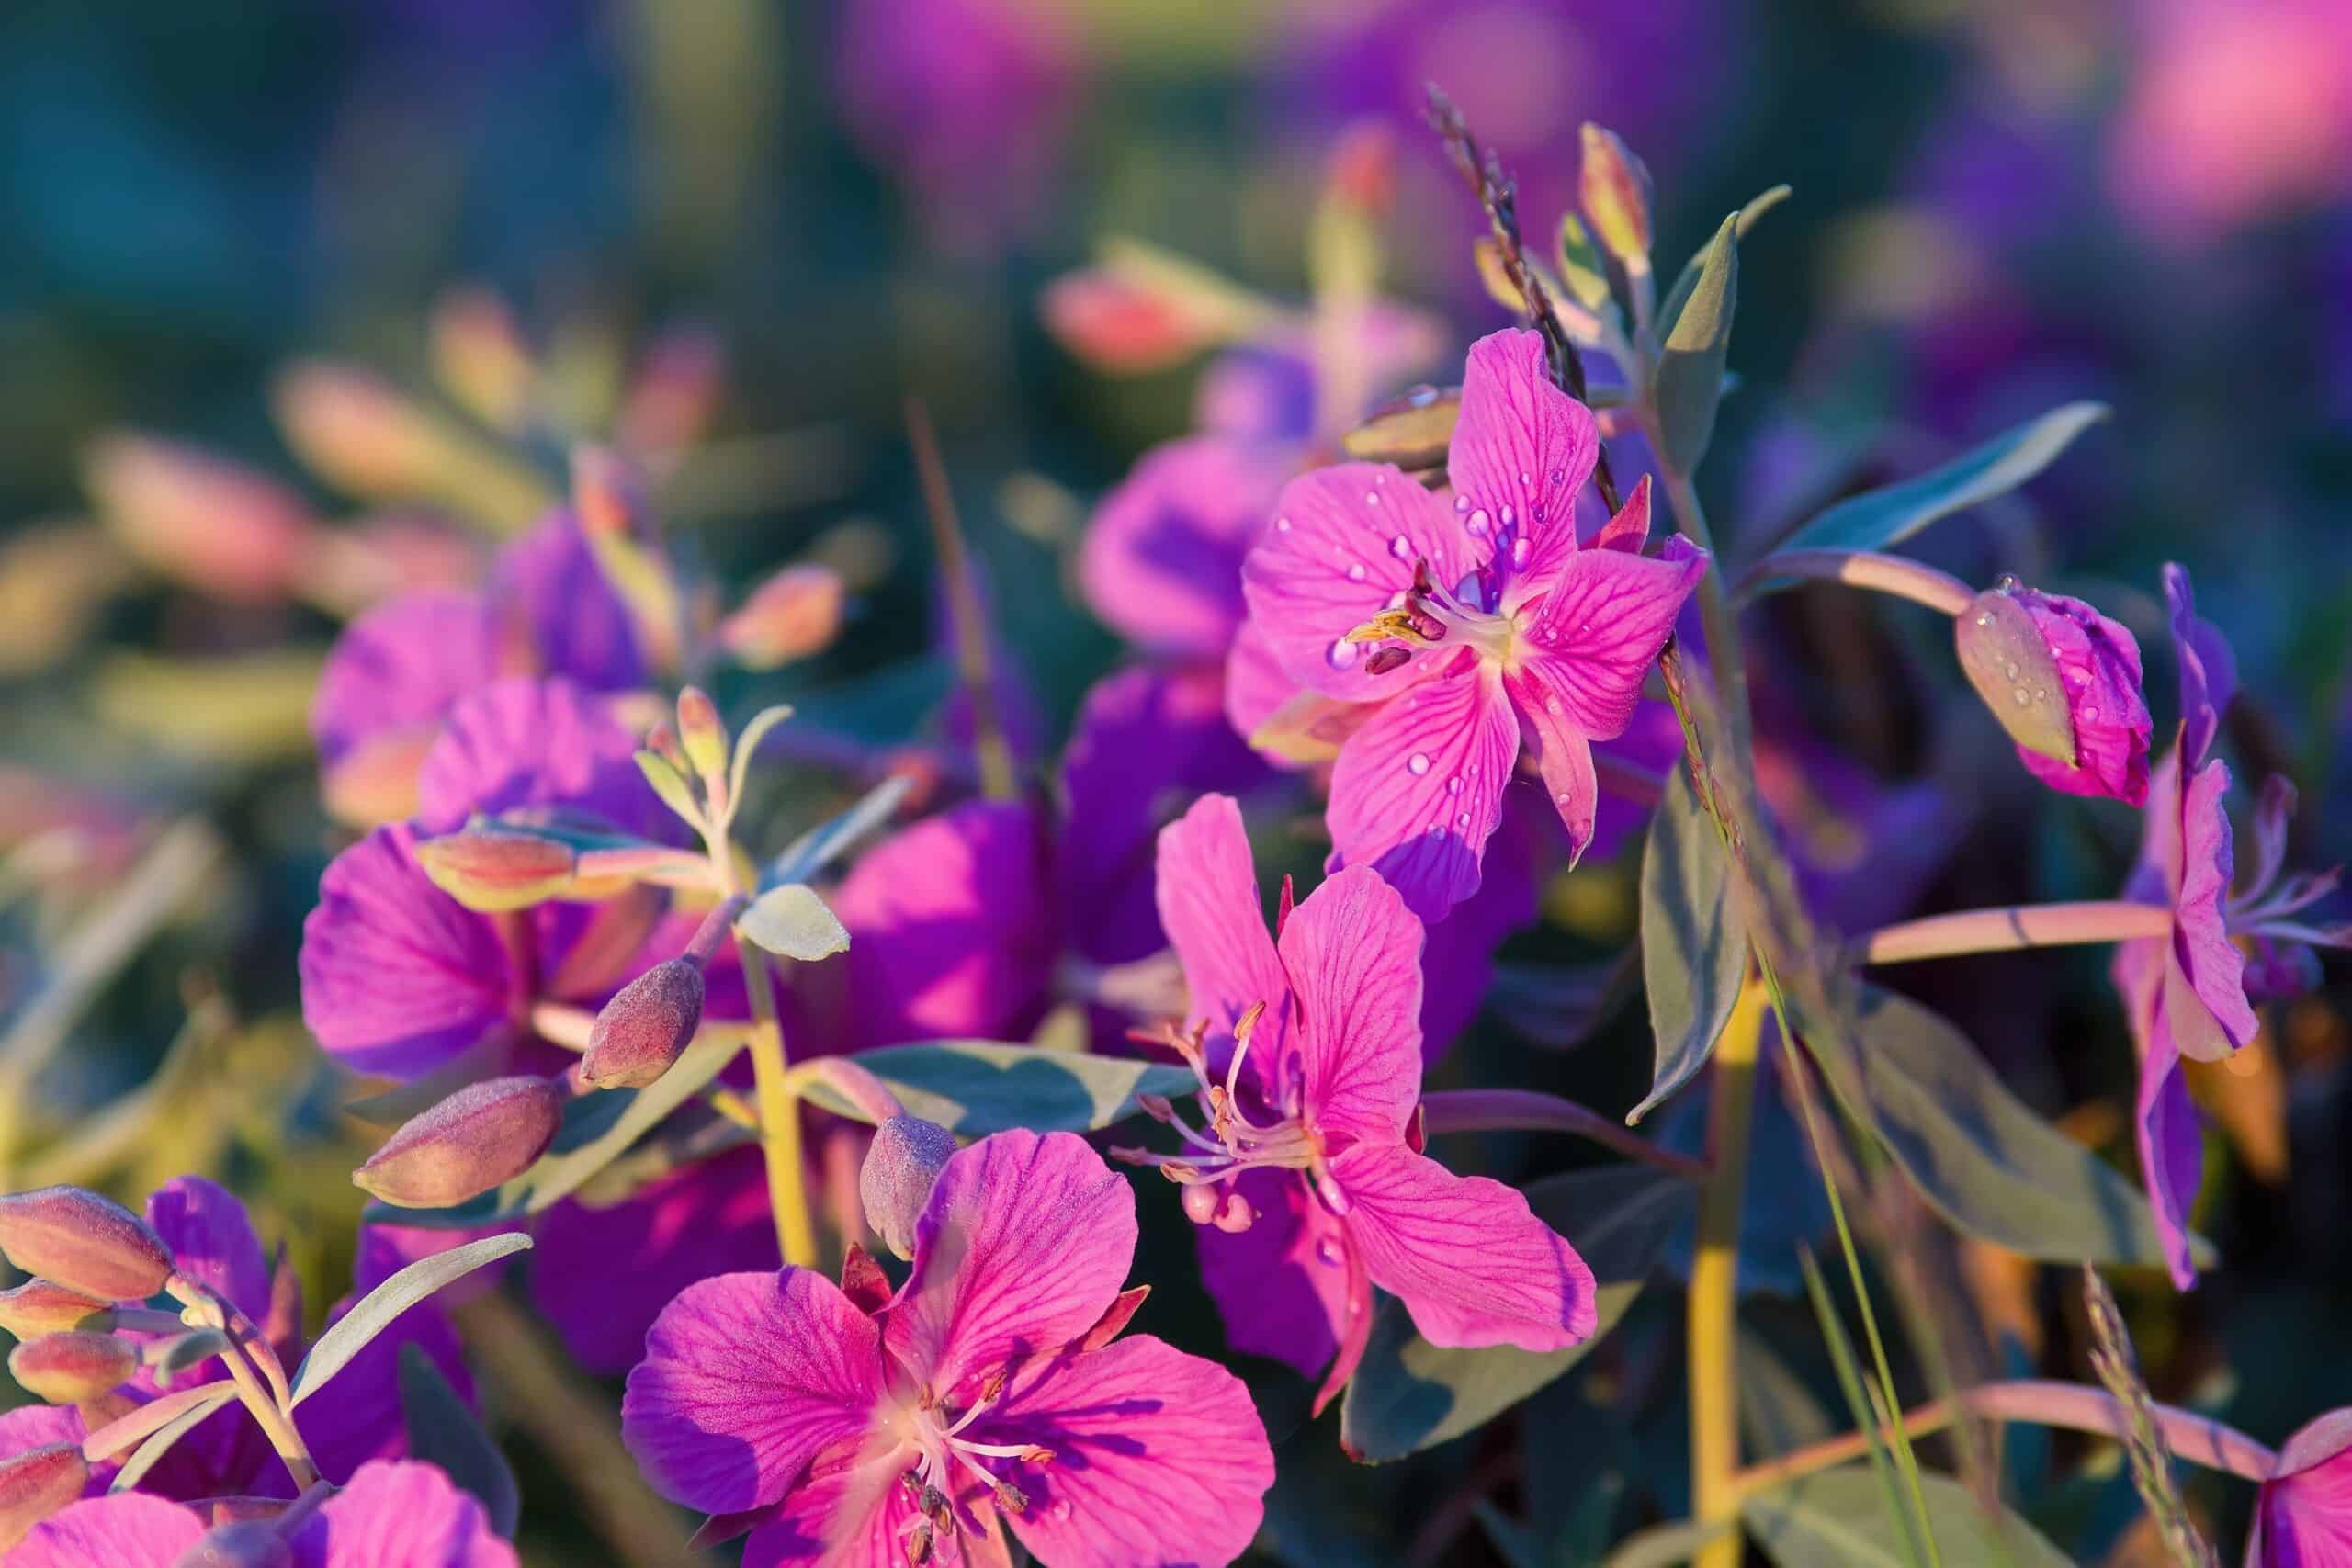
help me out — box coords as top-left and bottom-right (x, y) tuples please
(1341, 558), (1520, 677)
(887, 1372), (1055, 1562)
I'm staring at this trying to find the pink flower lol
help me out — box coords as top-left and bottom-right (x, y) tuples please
(1240, 327), (1705, 920)
(621, 1129), (1272, 1567)
(1136, 794), (1597, 1408)
(2252, 1408), (2352, 1565)
(1079, 436), (1288, 663)
(1960, 580), (2154, 806)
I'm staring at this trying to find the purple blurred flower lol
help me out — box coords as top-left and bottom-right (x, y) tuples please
(622, 1129), (1272, 1566)
(2252, 1408), (2352, 1565)
(1144, 794), (1596, 1409)
(1079, 437), (1289, 663)
(1242, 329), (1704, 921)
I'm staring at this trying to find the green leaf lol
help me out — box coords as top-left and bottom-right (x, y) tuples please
(150, 1329), (229, 1387)
(401, 1342), (521, 1538)
(290, 1233), (533, 1404)
(1797, 985), (2198, 1269)
(362, 1029), (744, 1229)
(797, 1042), (1198, 1136)
(107, 1383), (240, 1493)
(1598, 1519), (1738, 1568)
(1633, 767), (1749, 1123)
(1340, 1166), (1694, 1461)
(737, 883), (850, 962)
(634, 749), (703, 829)
(1657, 187), (1788, 340)
(767, 773), (913, 888)
(1774, 403), (2109, 558)
(1745, 1466), (2072, 1568)
(1651, 212), (1739, 474)
(725, 703), (797, 816)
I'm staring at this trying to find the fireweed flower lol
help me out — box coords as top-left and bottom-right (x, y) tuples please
(2114, 565), (2347, 1288)
(10, 1458), (515, 1567)
(1240, 327), (1705, 921)
(1079, 436), (1290, 664)
(621, 1129), (1272, 1567)
(1134, 794), (1597, 1407)
(1956, 576), (2154, 806)
(2250, 1408), (2352, 1564)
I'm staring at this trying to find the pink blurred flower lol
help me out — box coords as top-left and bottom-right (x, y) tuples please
(2252, 1408), (2352, 1565)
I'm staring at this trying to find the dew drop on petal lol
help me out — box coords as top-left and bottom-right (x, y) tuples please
(1364, 491), (1381, 507)
(2084, 705), (2101, 720)
(1386, 588), (1409, 609)
(1345, 562), (1367, 581)
(1454, 494), (1471, 513)
(1510, 536), (1532, 569)
(1455, 811), (1470, 828)
(1275, 516), (1292, 533)
(1406, 752), (1430, 775)
(1388, 535), (1411, 561)
(1326, 638), (1361, 671)
(1315, 1236), (1342, 1267)
(1466, 508), (1490, 536)
(1446, 775), (1462, 795)
(2012, 688), (2030, 706)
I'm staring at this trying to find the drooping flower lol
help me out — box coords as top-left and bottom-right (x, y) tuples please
(2250, 1407), (2352, 1565)
(1136, 793), (1596, 1406)
(10, 1459), (515, 1567)
(1240, 327), (1705, 920)
(1955, 577), (2154, 806)
(621, 1128), (1273, 1567)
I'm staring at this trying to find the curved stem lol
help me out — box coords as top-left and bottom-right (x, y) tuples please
(1736, 548), (1974, 616)
(1860, 901), (2175, 965)
(1419, 1089), (1708, 1181)
(1690, 977), (1770, 1568)
(784, 1056), (907, 1126)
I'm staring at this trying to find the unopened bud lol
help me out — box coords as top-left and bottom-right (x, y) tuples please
(581, 959), (706, 1090)
(429, 288), (533, 431)
(1579, 123), (1654, 269)
(0, 1186), (175, 1301)
(414, 829), (577, 912)
(616, 325), (725, 457)
(860, 1116), (957, 1260)
(1957, 580), (2152, 807)
(1326, 119), (1396, 213)
(571, 446), (648, 540)
(355, 1076), (565, 1209)
(174, 1519), (295, 1568)
(81, 434), (314, 604)
(718, 565), (847, 669)
(674, 688), (729, 785)
(8, 1331), (139, 1404)
(0, 1444), (90, 1548)
(0, 1280), (112, 1340)
(271, 362), (445, 500)
(1953, 584), (2081, 771)
(1040, 270), (1220, 374)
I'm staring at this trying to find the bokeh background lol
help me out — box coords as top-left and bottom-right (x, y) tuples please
(4, 0), (2350, 1562)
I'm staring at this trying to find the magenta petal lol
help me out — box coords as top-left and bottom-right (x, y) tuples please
(1446, 329), (1599, 610)
(621, 1269), (886, 1516)
(144, 1177), (270, 1322)
(2009, 589), (2152, 807)
(414, 676), (660, 837)
(2168, 756), (2256, 1060)
(982, 1335), (1273, 1568)
(1591, 475), (1654, 555)
(1153, 794), (1295, 1073)
(2256, 1413), (2352, 1566)
(1079, 436), (1285, 660)
(311, 592), (496, 769)
(1241, 462), (1483, 701)
(1223, 615), (1299, 753)
(2163, 563), (2236, 767)
(299, 824), (510, 1081)
(1509, 664), (1603, 864)
(1518, 541), (1708, 741)
(486, 515), (646, 695)
(11, 1493), (205, 1565)
(1330, 1143), (1597, 1351)
(739, 1452), (933, 1568)
(882, 1131), (1136, 1401)
(1419, 800), (1542, 1065)
(1276, 865), (1424, 1145)
(1326, 658), (1519, 924)
(1193, 1169), (1349, 1376)
(308, 1460), (518, 1567)
(2133, 1037), (2204, 1292)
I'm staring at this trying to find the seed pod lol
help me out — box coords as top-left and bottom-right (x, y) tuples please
(581, 959), (706, 1090)
(355, 1076), (565, 1209)
(0, 1186), (175, 1302)
(859, 1116), (957, 1261)
(8, 1330), (140, 1404)
(718, 565), (847, 670)
(413, 829), (577, 912)
(174, 1519), (296, 1568)
(0, 1443), (90, 1549)
(0, 1280), (113, 1340)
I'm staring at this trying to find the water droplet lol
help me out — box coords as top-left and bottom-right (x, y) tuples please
(1973, 613), (1991, 626)
(1455, 570), (1485, 604)
(1510, 536), (1532, 569)
(2011, 688), (2030, 706)
(1531, 501), (1545, 521)
(2032, 687), (2048, 703)
(1326, 638), (1361, 671)
(1046, 1500), (1074, 1523)
(1275, 515), (1292, 533)
(1455, 811), (1471, 828)
(1315, 1237), (1342, 1267)
(2003, 661), (2019, 681)
(1499, 503), (1517, 528)
(1454, 494), (1471, 513)
(1385, 589), (1409, 609)
(1364, 491), (1381, 507)
(2083, 704), (2101, 720)
(1446, 776), (1463, 795)
(1548, 468), (1563, 485)
(1388, 535), (1411, 561)
(1374, 470), (1389, 486)
(1555, 789), (1572, 804)
(1545, 695), (1564, 716)
(1518, 471), (1531, 486)
(1406, 752), (1430, 776)
(1995, 573), (2020, 592)
(1466, 508), (1491, 536)
(1345, 562), (1367, 581)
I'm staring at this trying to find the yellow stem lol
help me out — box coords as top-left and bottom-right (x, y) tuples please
(738, 934), (817, 1268)
(1690, 976), (1770, 1568)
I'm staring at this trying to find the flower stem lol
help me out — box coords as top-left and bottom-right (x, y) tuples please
(1860, 900), (2174, 965)
(1418, 1089), (1708, 1181)
(1656, 457), (1752, 761)
(1689, 976), (1770, 1568)
(1735, 548), (1974, 616)
(737, 933), (818, 1269)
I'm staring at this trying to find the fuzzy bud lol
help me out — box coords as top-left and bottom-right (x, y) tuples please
(0, 1280), (113, 1340)
(860, 1116), (957, 1260)
(0, 1444), (90, 1548)
(80, 434), (315, 604)
(270, 362), (445, 500)
(7, 1330), (140, 1404)
(1956, 580), (2152, 807)
(1578, 123), (1654, 270)
(174, 1519), (296, 1568)
(581, 959), (706, 1090)
(0, 1186), (175, 1301)
(718, 565), (847, 670)
(355, 1076), (565, 1209)
(413, 829), (577, 912)
(571, 446), (648, 541)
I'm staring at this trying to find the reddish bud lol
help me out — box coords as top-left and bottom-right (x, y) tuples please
(429, 288), (534, 431)
(174, 1519), (296, 1568)
(0, 1187), (174, 1301)
(674, 688), (729, 785)
(616, 325), (725, 457)
(270, 362), (444, 500)
(355, 1076), (565, 1209)
(7, 1331), (139, 1403)
(413, 829), (577, 912)
(0, 1280), (113, 1340)
(81, 434), (315, 604)
(718, 565), (847, 670)
(0, 1444), (89, 1548)
(1579, 123), (1654, 268)
(571, 446), (649, 541)
(1326, 119), (1397, 213)
(859, 1116), (957, 1260)
(1040, 271), (1219, 374)
(581, 959), (706, 1090)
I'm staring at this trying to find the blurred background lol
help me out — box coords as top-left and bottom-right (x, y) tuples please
(4, 0), (2350, 1562)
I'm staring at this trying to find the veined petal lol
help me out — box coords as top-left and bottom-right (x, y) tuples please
(882, 1132), (1136, 1402)
(1326, 656), (1519, 925)
(1448, 329), (1598, 611)
(1515, 539), (1707, 742)
(311, 591), (496, 770)
(1153, 794), (1295, 1075)
(621, 1269), (886, 1516)
(1223, 616), (1302, 758)
(487, 514), (647, 695)
(144, 1178), (270, 1324)
(10, 1493), (204, 1565)
(2133, 1040), (2203, 1292)
(738, 1450), (933, 1568)
(2163, 563), (2235, 768)
(980, 1336), (1273, 1568)
(1329, 1144), (1597, 1351)
(1241, 463), (1483, 702)
(1507, 665), (1602, 865)
(1193, 1169), (1350, 1376)
(310, 1460), (518, 1567)
(1592, 475), (1654, 554)
(2168, 756), (2255, 1060)
(1276, 865), (1424, 1145)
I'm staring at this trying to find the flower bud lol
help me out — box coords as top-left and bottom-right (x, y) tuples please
(859, 1116), (957, 1260)
(429, 288), (533, 432)
(413, 829), (577, 912)
(1955, 580), (2152, 807)
(581, 959), (706, 1090)
(571, 446), (648, 541)
(0, 1280), (113, 1340)
(0, 1186), (175, 1301)
(616, 325), (725, 457)
(674, 688), (729, 785)
(355, 1076), (565, 1209)
(174, 1519), (296, 1568)
(1040, 270), (1220, 374)
(718, 565), (847, 670)
(0, 1444), (89, 1548)
(81, 434), (315, 604)
(271, 361), (448, 500)
(1579, 123), (1654, 269)
(7, 1330), (139, 1404)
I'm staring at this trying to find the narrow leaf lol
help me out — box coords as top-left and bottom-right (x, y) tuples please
(724, 704), (797, 818)
(107, 1384), (239, 1493)
(1657, 186), (1789, 338)
(150, 1329), (230, 1387)
(1634, 767), (1750, 1122)
(737, 883), (850, 962)
(1599, 1518), (1738, 1568)
(633, 749), (702, 829)
(1651, 211), (1739, 473)
(1745, 1466), (2071, 1568)
(81, 1379), (236, 1462)
(290, 1233), (532, 1404)
(768, 773), (913, 888)
(401, 1342), (521, 1538)
(795, 1042), (1198, 1136)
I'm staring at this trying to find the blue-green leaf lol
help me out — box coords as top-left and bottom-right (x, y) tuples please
(1745, 1465), (2071, 1567)
(1650, 212), (1739, 474)
(797, 1043), (1198, 1136)
(1634, 766), (1749, 1123)
(767, 773), (912, 889)
(737, 883), (850, 962)
(401, 1343), (521, 1538)
(290, 1233), (533, 1404)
